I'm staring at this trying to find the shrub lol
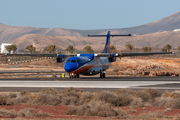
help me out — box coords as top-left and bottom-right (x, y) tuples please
(32, 94), (61, 106)
(138, 111), (164, 119)
(116, 88), (134, 95)
(9, 93), (17, 98)
(79, 92), (94, 105)
(171, 98), (180, 109)
(117, 109), (127, 119)
(144, 88), (161, 99)
(96, 91), (118, 106)
(61, 96), (79, 105)
(154, 97), (175, 108)
(34, 110), (50, 117)
(40, 88), (58, 96)
(135, 90), (151, 102)
(130, 97), (144, 108)
(96, 91), (133, 106)
(64, 105), (77, 115)
(115, 94), (133, 106)
(17, 108), (34, 117)
(0, 109), (15, 117)
(65, 101), (119, 117)
(0, 94), (8, 105)
(6, 96), (28, 105)
(20, 91), (30, 96)
(162, 91), (180, 98)
(61, 87), (83, 98)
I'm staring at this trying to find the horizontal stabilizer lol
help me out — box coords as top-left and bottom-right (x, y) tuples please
(88, 34), (131, 37)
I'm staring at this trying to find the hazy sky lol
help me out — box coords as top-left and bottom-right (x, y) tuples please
(0, 0), (180, 30)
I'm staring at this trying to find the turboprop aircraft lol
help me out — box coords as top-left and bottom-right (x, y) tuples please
(3, 31), (172, 78)
(56, 31), (172, 78)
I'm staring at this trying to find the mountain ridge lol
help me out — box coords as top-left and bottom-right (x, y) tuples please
(11, 30), (180, 51)
(1, 11), (180, 43)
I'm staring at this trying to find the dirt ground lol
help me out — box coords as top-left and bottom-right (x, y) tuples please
(1, 104), (180, 119)
(1, 57), (180, 119)
(1, 57), (180, 77)
(108, 57), (180, 77)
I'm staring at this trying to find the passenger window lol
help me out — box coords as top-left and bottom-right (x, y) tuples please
(66, 60), (71, 63)
(71, 60), (76, 63)
(77, 60), (81, 63)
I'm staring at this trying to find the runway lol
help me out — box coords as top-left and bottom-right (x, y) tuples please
(0, 77), (180, 92)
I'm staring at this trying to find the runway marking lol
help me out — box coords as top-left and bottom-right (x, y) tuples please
(0, 81), (180, 89)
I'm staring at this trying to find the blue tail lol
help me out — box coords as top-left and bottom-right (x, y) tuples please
(102, 31), (110, 53)
(88, 31), (131, 53)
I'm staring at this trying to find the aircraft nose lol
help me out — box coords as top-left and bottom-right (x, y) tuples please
(64, 63), (77, 72)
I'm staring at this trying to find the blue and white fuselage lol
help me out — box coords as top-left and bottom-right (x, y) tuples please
(64, 54), (109, 75)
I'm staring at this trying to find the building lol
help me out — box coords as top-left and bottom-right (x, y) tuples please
(173, 29), (180, 32)
(1, 43), (12, 53)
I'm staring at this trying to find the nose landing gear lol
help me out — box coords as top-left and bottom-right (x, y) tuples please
(69, 73), (79, 79)
(100, 72), (105, 78)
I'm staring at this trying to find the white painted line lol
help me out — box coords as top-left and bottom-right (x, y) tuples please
(0, 81), (179, 89)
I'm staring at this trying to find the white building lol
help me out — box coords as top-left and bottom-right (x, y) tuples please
(1, 43), (12, 53)
(173, 29), (180, 32)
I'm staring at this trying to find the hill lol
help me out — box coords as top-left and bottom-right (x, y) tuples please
(1, 11), (180, 43)
(11, 30), (180, 51)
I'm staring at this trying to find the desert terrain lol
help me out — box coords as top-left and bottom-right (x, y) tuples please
(1, 56), (180, 78)
(0, 57), (180, 119)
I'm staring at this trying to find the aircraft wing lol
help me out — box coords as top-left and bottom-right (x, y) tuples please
(0, 53), (58, 57)
(94, 52), (173, 57)
(2, 52), (172, 57)
(0, 53), (78, 57)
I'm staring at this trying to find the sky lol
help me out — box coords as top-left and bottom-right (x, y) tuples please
(0, 0), (180, 30)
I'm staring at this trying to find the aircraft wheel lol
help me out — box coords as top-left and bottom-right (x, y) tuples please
(70, 75), (74, 79)
(100, 73), (103, 78)
(76, 74), (79, 78)
(103, 73), (105, 78)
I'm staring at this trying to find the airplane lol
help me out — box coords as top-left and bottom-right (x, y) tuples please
(56, 31), (172, 78)
(3, 31), (172, 78)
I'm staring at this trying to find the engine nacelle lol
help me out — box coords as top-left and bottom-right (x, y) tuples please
(108, 55), (116, 62)
(56, 54), (65, 63)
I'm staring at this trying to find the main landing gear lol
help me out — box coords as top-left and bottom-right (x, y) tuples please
(100, 72), (105, 78)
(69, 74), (79, 79)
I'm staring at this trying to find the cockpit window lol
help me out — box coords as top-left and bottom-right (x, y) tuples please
(71, 60), (76, 63)
(77, 60), (81, 63)
(66, 60), (71, 63)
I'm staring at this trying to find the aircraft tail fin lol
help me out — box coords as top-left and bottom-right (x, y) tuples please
(88, 31), (131, 53)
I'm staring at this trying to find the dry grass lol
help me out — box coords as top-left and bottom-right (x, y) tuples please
(20, 90), (30, 96)
(144, 88), (161, 99)
(162, 91), (180, 98)
(65, 101), (121, 117)
(96, 91), (133, 106)
(130, 97), (144, 108)
(9, 93), (17, 98)
(40, 87), (58, 95)
(34, 110), (50, 117)
(0, 109), (15, 117)
(32, 93), (61, 106)
(17, 108), (34, 117)
(2, 88), (180, 119)
(0, 94), (8, 105)
(135, 90), (152, 102)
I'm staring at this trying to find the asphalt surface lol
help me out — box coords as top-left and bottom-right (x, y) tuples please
(0, 76), (180, 92)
